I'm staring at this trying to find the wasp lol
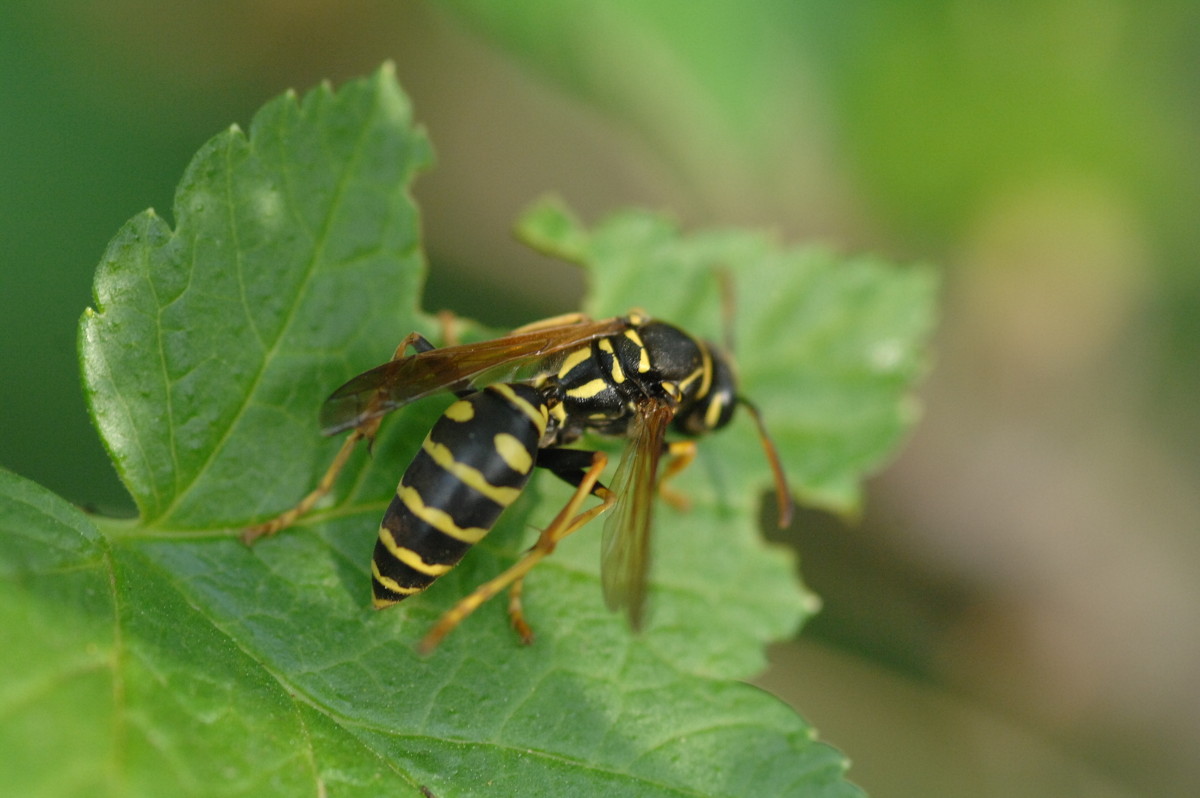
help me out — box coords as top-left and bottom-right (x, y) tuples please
(243, 310), (793, 652)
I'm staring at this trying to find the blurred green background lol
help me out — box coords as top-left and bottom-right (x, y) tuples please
(3, 2), (1198, 795)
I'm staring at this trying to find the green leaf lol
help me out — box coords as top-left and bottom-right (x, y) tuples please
(79, 62), (434, 530)
(519, 196), (938, 513)
(1, 66), (939, 796)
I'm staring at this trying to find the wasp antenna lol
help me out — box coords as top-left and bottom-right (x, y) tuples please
(717, 267), (737, 354)
(738, 397), (794, 528)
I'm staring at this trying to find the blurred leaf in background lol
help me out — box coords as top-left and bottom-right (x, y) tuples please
(2, 1), (1198, 796)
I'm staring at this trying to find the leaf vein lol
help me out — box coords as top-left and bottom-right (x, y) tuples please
(156, 100), (382, 524)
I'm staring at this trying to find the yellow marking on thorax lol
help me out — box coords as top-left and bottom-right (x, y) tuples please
(567, 378), (610, 400)
(397, 485), (489, 543)
(678, 366), (703, 394)
(493, 433), (534, 474)
(488, 384), (548, 436)
(377, 527), (453, 575)
(697, 344), (714, 397)
(422, 439), (521, 505)
(444, 400), (475, 422)
(550, 402), (568, 426)
(623, 329), (651, 372)
(703, 392), (728, 430)
(598, 338), (626, 384)
(557, 346), (593, 379)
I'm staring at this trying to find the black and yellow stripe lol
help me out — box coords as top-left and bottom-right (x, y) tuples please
(371, 383), (548, 608)
(369, 317), (736, 611)
(548, 331), (648, 436)
(245, 309), (789, 652)
(545, 320), (719, 438)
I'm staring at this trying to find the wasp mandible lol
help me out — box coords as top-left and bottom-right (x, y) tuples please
(243, 310), (793, 652)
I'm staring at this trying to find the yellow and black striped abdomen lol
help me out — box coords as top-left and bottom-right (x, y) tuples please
(371, 383), (549, 608)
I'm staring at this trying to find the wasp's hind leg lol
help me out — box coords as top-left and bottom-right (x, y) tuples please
(500, 447), (616, 641)
(241, 330), (444, 544)
(418, 450), (614, 654)
(535, 447), (614, 498)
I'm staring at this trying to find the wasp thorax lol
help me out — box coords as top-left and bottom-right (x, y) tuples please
(637, 322), (704, 385)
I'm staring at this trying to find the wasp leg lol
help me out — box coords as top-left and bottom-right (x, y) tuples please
(508, 311), (592, 334)
(241, 429), (368, 543)
(656, 440), (697, 512)
(534, 447), (612, 497)
(506, 576), (531, 644)
(434, 309), (461, 347)
(241, 331), (439, 544)
(418, 451), (614, 654)
(502, 447), (613, 640)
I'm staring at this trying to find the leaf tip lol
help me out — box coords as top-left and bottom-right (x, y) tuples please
(515, 195), (590, 263)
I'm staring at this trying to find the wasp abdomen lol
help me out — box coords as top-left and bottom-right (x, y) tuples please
(370, 383), (549, 608)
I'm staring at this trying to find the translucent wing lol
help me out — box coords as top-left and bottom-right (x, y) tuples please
(319, 316), (631, 435)
(600, 398), (674, 630)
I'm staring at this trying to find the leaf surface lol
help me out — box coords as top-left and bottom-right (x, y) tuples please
(1, 66), (939, 796)
(520, 198), (937, 513)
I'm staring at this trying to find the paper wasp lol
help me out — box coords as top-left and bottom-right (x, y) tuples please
(243, 310), (793, 652)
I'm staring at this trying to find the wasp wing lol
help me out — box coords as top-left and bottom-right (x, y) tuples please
(600, 398), (675, 630)
(319, 316), (631, 435)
